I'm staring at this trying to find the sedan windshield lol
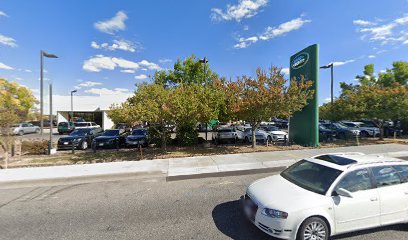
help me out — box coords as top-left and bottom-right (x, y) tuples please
(103, 130), (119, 136)
(70, 129), (91, 136)
(132, 129), (146, 135)
(281, 160), (342, 195)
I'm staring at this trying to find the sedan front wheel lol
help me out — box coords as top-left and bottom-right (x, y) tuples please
(297, 217), (329, 240)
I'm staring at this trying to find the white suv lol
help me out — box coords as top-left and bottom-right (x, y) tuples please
(243, 153), (408, 240)
(11, 123), (40, 135)
(74, 122), (100, 129)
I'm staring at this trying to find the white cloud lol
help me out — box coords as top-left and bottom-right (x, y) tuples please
(211, 0), (268, 22)
(121, 69), (135, 74)
(138, 60), (161, 71)
(0, 34), (17, 47)
(159, 59), (172, 64)
(356, 14), (408, 45)
(75, 81), (103, 90)
(368, 55), (376, 58)
(91, 39), (139, 52)
(332, 59), (355, 67)
(0, 11), (8, 17)
(0, 62), (14, 70)
(94, 11), (127, 35)
(323, 98), (331, 103)
(83, 55), (161, 73)
(234, 17), (310, 48)
(135, 74), (148, 80)
(353, 19), (376, 26)
(85, 87), (130, 95)
(281, 67), (289, 75)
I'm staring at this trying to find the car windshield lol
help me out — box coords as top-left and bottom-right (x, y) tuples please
(75, 123), (88, 127)
(70, 129), (90, 136)
(218, 128), (233, 133)
(132, 129), (146, 135)
(281, 160), (342, 195)
(103, 130), (119, 136)
(333, 123), (348, 129)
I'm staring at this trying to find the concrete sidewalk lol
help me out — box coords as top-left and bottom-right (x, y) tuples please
(1, 144), (408, 188)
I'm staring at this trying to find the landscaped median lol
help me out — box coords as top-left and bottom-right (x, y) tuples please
(1, 143), (408, 189)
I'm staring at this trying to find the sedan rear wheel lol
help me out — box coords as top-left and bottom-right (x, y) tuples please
(297, 217), (329, 240)
(18, 130), (24, 136)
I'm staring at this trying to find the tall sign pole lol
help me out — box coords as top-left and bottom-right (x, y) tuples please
(288, 44), (319, 147)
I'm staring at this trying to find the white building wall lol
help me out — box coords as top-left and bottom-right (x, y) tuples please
(57, 112), (69, 124)
(103, 111), (114, 130)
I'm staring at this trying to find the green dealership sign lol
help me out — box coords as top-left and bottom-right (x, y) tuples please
(289, 44), (319, 147)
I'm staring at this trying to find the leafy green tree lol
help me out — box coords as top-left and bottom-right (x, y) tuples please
(355, 64), (377, 86)
(216, 67), (314, 148)
(0, 79), (37, 168)
(378, 61), (408, 86)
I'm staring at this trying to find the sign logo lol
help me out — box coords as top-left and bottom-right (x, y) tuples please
(291, 52), (309, 69)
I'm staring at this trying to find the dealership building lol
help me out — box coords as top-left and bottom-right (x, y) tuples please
(57, 109), (114, 130)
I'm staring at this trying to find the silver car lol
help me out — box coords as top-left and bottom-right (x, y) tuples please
(11, 123), (40, 135)
(213, 128), (238, 144)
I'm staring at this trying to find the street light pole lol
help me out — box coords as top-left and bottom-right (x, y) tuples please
(40, 50), (58, 136)
(49, 83), (53, 155)
(199, 57), (209, 141)
(70, 90), (77, 122)
(320, 63), (334, 104)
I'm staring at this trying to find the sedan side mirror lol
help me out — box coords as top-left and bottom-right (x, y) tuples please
(336, 188), (353, 198)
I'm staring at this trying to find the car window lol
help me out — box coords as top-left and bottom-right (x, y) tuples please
(22, 123), (28, 127)
(371, 166), (401, 187)
(28, 123), (33, 127)
(393, 165), (408, 182)
(335, 169), (373, 193)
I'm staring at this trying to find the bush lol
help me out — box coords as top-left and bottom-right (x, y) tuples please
(21, 140), (48, 155)
(148, 125), (171, 147)
(175, 122), (199, 146)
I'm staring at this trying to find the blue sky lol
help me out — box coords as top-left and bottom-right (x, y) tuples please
(1, 0), (408, 112)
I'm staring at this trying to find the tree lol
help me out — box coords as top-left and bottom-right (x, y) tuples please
(378, 61), (408, 87)
(0, 79), (37, 168)
(108, 83), (173, 151)
(216, 67), (314, 148)
(355, 64), (377, 86)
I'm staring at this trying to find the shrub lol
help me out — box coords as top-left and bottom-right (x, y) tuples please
(148, 125), (171, 147)
(175, 122), (199, 146)
(21, 140), (48, 155)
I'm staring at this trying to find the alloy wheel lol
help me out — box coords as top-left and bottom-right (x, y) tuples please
(303, 221), (326, 240)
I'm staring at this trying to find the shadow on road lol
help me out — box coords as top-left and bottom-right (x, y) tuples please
(212, 200), (276, 240)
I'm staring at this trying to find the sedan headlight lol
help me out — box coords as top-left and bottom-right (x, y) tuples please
(261, 208), (288, 219)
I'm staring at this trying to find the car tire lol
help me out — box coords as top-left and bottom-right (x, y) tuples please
(81, 141), (88, 150)
(18, 130), (24, 136)
(361, 131), (369, 138)
(35, 128), (40, 134)
(267, 136), (272, 143)
(245, 137), (249, 143)
(297, 217), (329, 240)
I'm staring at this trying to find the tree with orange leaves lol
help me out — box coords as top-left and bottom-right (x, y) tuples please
(215, 66), (314, 148)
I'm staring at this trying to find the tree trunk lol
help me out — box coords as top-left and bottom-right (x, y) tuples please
(251, 122), (257, 148)
(160, 121), (167, 153)
(378, 120), (384, 141)
(3, 151), (8, 169)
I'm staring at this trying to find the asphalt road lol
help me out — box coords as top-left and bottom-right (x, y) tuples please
(0, 173), (407, 240)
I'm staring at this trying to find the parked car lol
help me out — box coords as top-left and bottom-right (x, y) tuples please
(260, 125), (288, 142)
(11, 123), (40, 135)
(114, 123), (132, 132)
(58, 122), (76, 134)
(243, 128), (269, 143)
(319, 125), (336, 142)
(242, 153), (408, 240)
(30, 120), (57, 128)
(57, 128), (102, 150)
(342, 121), (380, 138)
(74, 122), (100, 129)
(236, 125), (251, 142)
(196, 123), (213, 132)
(213, 127), (238, 144)
(125, 128), (149, 147)
(92, 129), (127, 149)
(320, 122), (360, 139)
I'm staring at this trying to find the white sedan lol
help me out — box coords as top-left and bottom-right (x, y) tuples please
(242, 152), (408, 240)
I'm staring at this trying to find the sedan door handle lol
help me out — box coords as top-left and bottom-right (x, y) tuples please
(370, 197), (378, 201)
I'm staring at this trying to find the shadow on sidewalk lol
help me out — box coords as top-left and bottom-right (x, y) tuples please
(212, 200), (275, 240)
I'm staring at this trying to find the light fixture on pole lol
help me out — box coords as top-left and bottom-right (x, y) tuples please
(199, 57), (209, 141)
(70, 90), (77, 122)
(40, 50), (58, 137)
(320, 63), (334, 104)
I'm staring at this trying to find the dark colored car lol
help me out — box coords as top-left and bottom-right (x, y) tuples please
(57, 128), (102, 150)
(319, 125), (336, 142)
(92, 129), (127, 149)
(58, 122), (76, 134)
(125, 128), (149, 147)
(321, 122), (360, 139)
